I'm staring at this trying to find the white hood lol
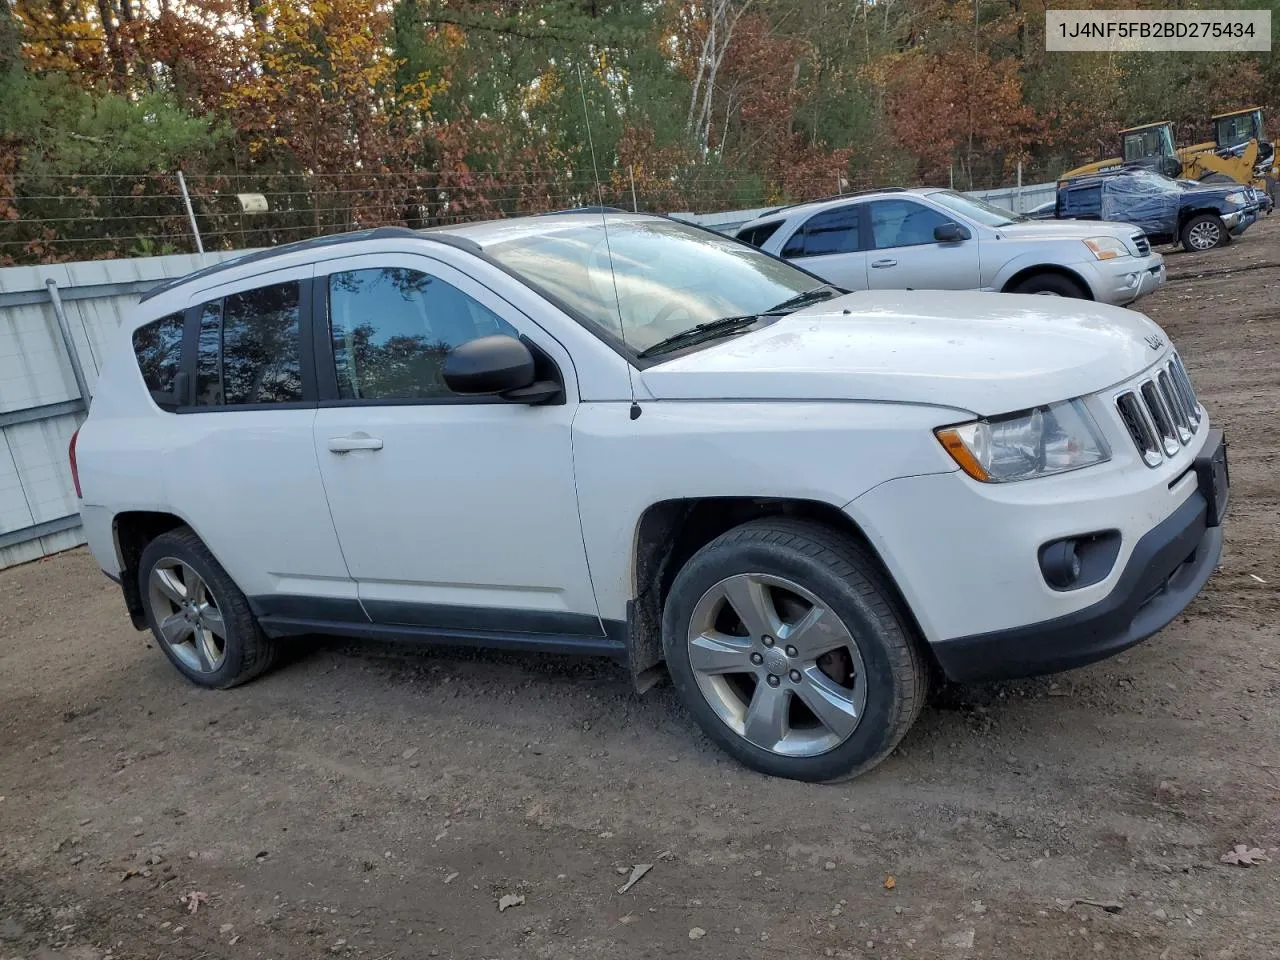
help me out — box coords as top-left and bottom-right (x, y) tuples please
(640, 290), (1170, 416)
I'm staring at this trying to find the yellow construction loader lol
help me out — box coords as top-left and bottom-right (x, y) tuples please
(1061, 111), (1277, 200)
(1181, 107), (1277, 196)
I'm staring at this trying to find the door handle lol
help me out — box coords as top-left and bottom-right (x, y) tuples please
(871, 258), (898, 268)
(328, 434), (384, 453)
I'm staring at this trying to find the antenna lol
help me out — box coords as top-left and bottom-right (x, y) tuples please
(577, 61), (641, 419)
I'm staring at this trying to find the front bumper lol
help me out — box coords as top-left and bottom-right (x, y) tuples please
(845, 422), (1227, 681)
(931, 431), (1226, 682)
(1087, 253), (1165, 306)
(1223, 209), (1257, 235)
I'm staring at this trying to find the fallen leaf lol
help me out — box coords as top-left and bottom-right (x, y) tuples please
(180, 890), (210, 914)
(1220, 845), (1269, 866)
(119, 868), (140, 882)
(1072, 898), (1123, 913)
(497, 893), (525, 912)
(1249, 574), (1267, 584)
(688, 927), (707, 940)
(884, 874), (897, 890)
(443, 871), (459, 884)
(617, 863), (653, 894)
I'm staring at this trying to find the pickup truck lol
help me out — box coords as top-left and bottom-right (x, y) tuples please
(1038, 169), (1261, 251)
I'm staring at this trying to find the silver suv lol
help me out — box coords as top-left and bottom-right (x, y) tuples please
(734, 187), (1165, 305)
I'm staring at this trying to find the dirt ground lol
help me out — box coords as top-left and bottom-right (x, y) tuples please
(3, 216), (1279, 960)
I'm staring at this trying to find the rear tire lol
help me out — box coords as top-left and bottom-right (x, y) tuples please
(138, 528), (277, 689)
(1010, 273), (1088, 298)
(1180, 213), (1227, 251)
(662, 518), (928, 782)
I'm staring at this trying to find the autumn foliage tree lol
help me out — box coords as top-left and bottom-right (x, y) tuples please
(0, 0), (1275, 262)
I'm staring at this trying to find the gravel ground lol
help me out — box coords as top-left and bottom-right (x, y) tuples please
(2, 216), (1279, 960)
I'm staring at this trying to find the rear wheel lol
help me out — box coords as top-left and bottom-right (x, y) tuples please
(1010, 273), (1087, 298)
(1181, 213), (1226, 251)
(662, 519), (928, 782)
(139, 528), (277, 689)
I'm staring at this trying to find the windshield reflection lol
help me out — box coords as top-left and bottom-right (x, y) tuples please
(484, 218), (821, 354)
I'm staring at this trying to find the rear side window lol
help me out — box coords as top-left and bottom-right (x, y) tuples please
(781, 206), (861, 258)
(736, 220), (783, 248)
(132, 312), (185, 410)
(1060, 185), (1102, 217)
(194, 281), (304, 407)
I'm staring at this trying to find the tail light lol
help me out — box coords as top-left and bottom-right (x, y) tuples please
(69, 427), (82, 499)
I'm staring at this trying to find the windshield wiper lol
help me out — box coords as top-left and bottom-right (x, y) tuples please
(636, 314), (762, 359)
(764, 286), (840, 314)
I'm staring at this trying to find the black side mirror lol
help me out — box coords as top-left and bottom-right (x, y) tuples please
(442, 334), (562, 404)
(934, 221), (970, 243)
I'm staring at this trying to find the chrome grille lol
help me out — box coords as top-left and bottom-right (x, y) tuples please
(1132, 233), (1151, 255)
(1115, 353), (1202, 467)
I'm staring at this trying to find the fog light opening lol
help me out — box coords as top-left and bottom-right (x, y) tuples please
(1041, 540), (1082, 589)
(1038, 531), (1123, 592)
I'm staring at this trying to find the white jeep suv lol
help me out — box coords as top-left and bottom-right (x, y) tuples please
(734, 187), (1166, 305)
(72, 212), (1228, 782)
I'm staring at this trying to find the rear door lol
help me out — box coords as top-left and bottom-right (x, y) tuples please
(777, 205), (868, 290)
(864, 198), (981, 291)
(168, 265), (358, 615)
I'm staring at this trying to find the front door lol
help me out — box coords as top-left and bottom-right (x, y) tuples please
(310, 253), (605, 642)
(863, 198), (982, 291)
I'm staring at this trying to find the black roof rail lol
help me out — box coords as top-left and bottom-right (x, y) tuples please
(138, 226), (478, 303)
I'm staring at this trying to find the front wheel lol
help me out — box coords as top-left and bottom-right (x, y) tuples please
(1181, 213), (1226, 251)
(139, 528), (278, 689)
(662, 519), (928, 782)
(1010, 273), (1087, 298)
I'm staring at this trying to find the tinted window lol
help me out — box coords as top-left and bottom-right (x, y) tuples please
(867, 199), (951, 249)
(796, 206), (861, 257)
(328, 268), (517, 401)
(1061, 184), (1102, 217)
(195, 300), (223, 405)
(132, 313), (184, 408)
(195, 281), (304, 407)
(736, 220), (783, 248)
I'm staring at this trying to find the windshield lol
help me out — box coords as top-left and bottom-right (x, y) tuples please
(1216, 110), (1263, 148)
(483, 218), (822, 355)
(927, 190), (1018, 226)
(1123, 125), (1174, 161)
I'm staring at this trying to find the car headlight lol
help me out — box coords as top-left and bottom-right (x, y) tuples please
(1226, 191), (1247, 205)
(934, 399), (1111, 483)
(1083, 236), (1131, 261)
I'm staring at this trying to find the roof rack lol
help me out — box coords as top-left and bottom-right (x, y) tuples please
(745, 187), (910, 220)
(137, 226), (484, 303)
(539, 205), (631, 215)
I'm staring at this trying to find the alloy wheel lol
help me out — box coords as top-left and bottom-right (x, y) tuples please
(686, 573), (868, 757)
(148, 559), (227, 674)
(1188, 220), (1221, 250)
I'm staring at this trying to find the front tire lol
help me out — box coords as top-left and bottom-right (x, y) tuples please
(1010, 273), (1087, 298)
(662, 519), (928, 782)
(1181, 213), (1226, 251)
(138, 528), (277, 689)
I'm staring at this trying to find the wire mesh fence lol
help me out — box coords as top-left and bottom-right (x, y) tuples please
(0, 167), (880, 264)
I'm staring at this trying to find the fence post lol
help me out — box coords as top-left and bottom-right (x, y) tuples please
(45, 279), (92, 407)
(177, 171), (204, 254)
(629, 165), (638, 212)
(1016, 161), (1023, 213)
